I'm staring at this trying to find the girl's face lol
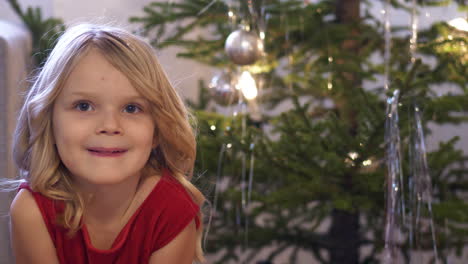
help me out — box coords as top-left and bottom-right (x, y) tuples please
(52, 48), (156, 187)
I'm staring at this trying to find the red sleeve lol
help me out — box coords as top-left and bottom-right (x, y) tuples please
(151, 180), (200, 252)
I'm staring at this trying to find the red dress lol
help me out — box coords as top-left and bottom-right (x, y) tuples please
(19, 168), (200, 264)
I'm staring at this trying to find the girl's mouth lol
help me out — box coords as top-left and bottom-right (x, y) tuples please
(87, 147), (128, 157)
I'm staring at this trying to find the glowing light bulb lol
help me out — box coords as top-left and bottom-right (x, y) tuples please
(348, 152), (359, 160)
(236, 71), (258, 100)
(448, 18), (468, 32)
(210, 125), (216, 131)
(259, 31), (265, 40)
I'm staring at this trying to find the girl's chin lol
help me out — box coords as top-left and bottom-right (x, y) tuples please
(72, 173), (140, 187)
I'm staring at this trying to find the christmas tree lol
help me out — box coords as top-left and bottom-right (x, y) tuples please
(130, 0), (467, 263)
(8, 0), (468, 263)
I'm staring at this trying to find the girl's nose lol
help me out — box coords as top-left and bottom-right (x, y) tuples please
(96, 110), (123, 135)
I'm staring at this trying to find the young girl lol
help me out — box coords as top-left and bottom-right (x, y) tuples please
(7, 23), (205, 264)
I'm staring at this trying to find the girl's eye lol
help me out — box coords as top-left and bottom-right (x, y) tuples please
(75, 102), (93, 112)
(124, 104), (141, 114)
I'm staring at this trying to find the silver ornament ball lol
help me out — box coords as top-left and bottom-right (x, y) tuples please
(225, 29), (264, 65)
(208, 71), (239, 106)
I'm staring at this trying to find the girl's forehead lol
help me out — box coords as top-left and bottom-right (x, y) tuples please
(68, 49), (122, 80)
(60, 49), (142, 99)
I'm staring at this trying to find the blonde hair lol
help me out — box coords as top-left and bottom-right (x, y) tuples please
(12, 23), (205, 262)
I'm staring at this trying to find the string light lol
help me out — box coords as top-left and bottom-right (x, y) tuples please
(236, 71), (258, 100)
(348, 152), (359, 160)
(259, 31), (265, 40)
(448, 18), (468, 32)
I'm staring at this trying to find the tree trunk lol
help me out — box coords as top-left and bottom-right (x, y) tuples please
(327, 1), (361, 263)
(329, 209), (360, 264)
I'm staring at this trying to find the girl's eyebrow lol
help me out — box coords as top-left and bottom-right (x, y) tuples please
(69, 91), (147, 102)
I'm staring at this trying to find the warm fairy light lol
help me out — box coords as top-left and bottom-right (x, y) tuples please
(348, 152), (359, 160)
(327, 82), (333, 90)
(328, 56), (333, 62)
(363, 159), (372, 166)
(259, 31), (265, 40)
(228, 11), (234, 17)
(227, 143), (232, 148)
(236, 71), (258, 100)
(448, 18), (468, 32)
(210, 125), (216, 130)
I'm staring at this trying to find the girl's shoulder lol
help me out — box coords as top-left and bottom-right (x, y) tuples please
(15, 182), (57, 213)
(146, 170), (197, 208)
(10, 189), (60, 263)
(136, 169), (200, 228)
(13, 183), (60, 237)
(139, 171), (200, 252)
(11, 187), (40, 218)
(10, 188), (52, 236)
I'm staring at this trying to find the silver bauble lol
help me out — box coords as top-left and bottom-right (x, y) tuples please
(225, 29), (264, 65)
(208, 71), (239, 106)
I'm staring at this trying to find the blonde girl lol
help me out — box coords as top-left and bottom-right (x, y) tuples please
(8, 23), (205, 264)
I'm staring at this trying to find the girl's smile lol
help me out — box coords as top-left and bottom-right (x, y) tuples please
(87, 147), (128, 157)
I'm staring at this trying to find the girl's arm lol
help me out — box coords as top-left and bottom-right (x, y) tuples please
(149, 220), (197, 264)
(10, 189), (60, 264)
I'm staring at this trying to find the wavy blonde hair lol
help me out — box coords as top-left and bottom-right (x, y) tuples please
(11, 23), (205, 262)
